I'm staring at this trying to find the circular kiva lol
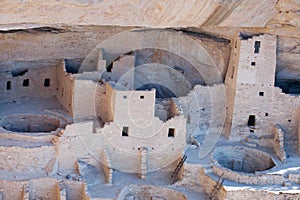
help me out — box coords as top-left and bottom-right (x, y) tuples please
(212, 146), (276, 173)
(116, 184), (187, 200)
(1, 114), (60, 133)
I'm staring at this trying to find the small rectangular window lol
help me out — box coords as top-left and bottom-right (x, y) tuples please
(122, 126), (129, 136)
(140, 95), (144, 99)
(265, 113), (269, 116)
(123, 95), (127, 99)
(168, 128), (175, 137)
(259, 92), (264, 96)
(6, 81), (11, 90)
(23, 79), (29, 87)
(44, 78), (50, 87)
(251, 62), (256, 66)
(254, 41), (261, 53)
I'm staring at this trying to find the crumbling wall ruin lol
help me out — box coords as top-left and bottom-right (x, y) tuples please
(273, 124), (287, 162)
(100, 148), (113, 184)
(178, 84), (226, 144)
(0, 180), (26, 200)
(116, 184), (187, 200)
(0, 145), (56, 180)
(29, 178), (60, 200)
(96, 83), (115, 124)
(225, 189), (300, 200)
(56, 60), (74, 115)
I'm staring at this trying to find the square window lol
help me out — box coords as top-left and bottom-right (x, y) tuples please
(265, 113), (269, 116)
(6, 81), (11, 90)
(251, 62), (256, 66)
(168, 128), (175, 137)
(140, 95), (144, 99)
(23, 79), (29, 87)
(44, 78), (50, 87)
(250, 129), (254, 133)
(259, 92), (264, 96)
(123, 95), (127, 99)
(122, 126), (129, 136)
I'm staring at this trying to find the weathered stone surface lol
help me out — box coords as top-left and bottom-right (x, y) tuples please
(0, 1), (300, 199)
(0, 0), (279, 29)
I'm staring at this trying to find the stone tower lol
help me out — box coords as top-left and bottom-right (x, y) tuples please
(225, 34), (277, 141)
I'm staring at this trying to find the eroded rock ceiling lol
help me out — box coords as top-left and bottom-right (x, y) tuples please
(0, 0), (299, 87)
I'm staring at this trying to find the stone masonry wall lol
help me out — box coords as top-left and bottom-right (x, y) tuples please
(100, 148), (113, 184)
(198, 168), (227, 199)
(0, 180), (26, 200)
(225, 189), (300, 200)
(178, 84), (226, 144)
(0, 146), (56, 179)
(56, 60), (74, 115)
(99, 116), (186, 173)
(273, 124), (286, 162)
(227, 34), (300, 152)
(212, 165), (284, 185)
(96, 83), (115, 123)
(73, 79), (97, 120)
(29, 178), (60, 200)
(0, 64), (57, 103)
(229, 34), (277, 141)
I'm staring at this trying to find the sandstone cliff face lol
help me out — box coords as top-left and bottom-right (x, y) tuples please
(276, 35), (300, 91)
(267, 0), (300, 28)
(0, 0), (299, 86)
(0, 0), (280, 29)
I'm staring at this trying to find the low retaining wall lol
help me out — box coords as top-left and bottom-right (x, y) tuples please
(212, 165), (284, 185)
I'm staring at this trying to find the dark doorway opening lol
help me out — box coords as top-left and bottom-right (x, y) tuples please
(6, 81), (11, 90)
(248, 115), (256, 126)
(44, 78), (50, 87)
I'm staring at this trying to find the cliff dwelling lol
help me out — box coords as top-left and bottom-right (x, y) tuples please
(0, 1), (299, 200)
